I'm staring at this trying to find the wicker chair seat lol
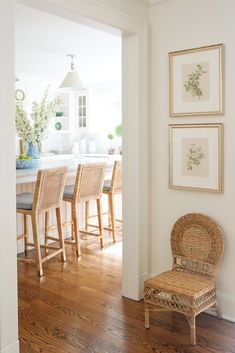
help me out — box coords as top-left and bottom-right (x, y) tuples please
(145, 270), (214, 298)
(144, 270), (216, 316)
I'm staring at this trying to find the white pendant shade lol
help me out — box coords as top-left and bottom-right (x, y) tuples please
(59, 71), (85, 91)
(59, 54), (85, 91)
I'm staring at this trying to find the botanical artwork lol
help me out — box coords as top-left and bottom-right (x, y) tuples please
(182, 138), (209, 177)
(169, 124), (223, 192)
(183, 62), (209, 102)
(169, 44), (224, 116)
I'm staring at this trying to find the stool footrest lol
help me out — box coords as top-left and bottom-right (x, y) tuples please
(41, 249), (63, 263)
(46, 236), (59, 241)
(17, 257), (35, 264)
(17, 233), (27, 240)
(80, 229), (102, 238)
(26, 242), (60, 251)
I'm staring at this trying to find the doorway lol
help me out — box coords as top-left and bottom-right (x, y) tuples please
(0, 1), (149, 352)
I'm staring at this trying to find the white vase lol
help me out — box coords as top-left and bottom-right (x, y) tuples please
(88, 140), (96, 154)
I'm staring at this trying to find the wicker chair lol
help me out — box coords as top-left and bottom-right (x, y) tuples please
(47, 163), (106, 257)
(144, 213), (224, 345)
(17, 167), (68, 276)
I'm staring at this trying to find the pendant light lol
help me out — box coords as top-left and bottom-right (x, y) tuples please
(59, 54), (85, 91)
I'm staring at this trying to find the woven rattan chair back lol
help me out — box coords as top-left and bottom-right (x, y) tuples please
(110, 161), (122, 193)
(74, 163), (106, 202)
(171, 213), (224, 278)
(33, 167), (67, 213)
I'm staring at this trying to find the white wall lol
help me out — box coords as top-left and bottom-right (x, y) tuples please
(150, 0), (235, 321)
(0, 1), (19, 353)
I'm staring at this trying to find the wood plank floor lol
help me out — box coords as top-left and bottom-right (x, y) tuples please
(18, 233), (235, 353)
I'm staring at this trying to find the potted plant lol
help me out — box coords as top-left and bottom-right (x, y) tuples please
(107, 133), (115, 154)
(15, 86), (60, 158)
(115, 123), (122, 154)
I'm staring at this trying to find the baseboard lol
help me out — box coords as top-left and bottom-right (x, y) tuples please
(217, 291), (235, 322)
(122, 271), (150, 301)
(1, 341), (19, 353)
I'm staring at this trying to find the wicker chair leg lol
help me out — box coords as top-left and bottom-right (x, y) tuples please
(186, 315), (196, 345)
(31, 215), (43, 277)
(56, 207), (66, 262)
(23, 214), (28, 255)
(216, 301), (222, 319)
(44, 211), (49, 254)
(144, 303), (150, 329)
(72, 204), (81, 257)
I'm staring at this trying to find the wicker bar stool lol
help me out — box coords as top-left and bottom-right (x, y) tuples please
(101, 161), (122, 242)
(144, 213), (224, 345)
(47, 163), (106, 257)
(16, 166), (68, 277)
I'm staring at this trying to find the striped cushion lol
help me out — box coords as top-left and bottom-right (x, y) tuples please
(16, 192), (33, 210)
(103, 179), (111, 192)
(63, 185), (75, 199)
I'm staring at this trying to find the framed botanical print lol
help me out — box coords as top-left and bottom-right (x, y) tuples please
(169, 44), (224, 116)
(169, 124), (223, 192)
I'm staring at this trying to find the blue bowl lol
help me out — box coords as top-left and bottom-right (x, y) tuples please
(16, 158), (38, 169)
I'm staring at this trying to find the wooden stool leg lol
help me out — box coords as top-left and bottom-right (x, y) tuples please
(72, 203), (81, 257)
(31, 215), (43, 277)
(23, 214), (28, 255)
(44, 211), (49, 254)
(145, 303), (150, 329)
(107, 195), (111, 228)
(108, 193), (116, 242)
(85, 201), (89, 231)
(97, 198), (104, 248)
(70, 204), (75, 241)
(56, 207), (66, 262)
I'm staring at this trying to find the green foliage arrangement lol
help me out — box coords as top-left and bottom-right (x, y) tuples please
(115, 123), (122, 137)
(184, 64), (207, 100)
(15, 86), (60, 144)
(107, 133), (114, 140)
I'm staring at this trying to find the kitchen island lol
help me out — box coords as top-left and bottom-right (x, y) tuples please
(16, 153), (122, 253)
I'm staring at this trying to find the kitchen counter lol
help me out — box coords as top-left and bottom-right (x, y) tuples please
(16, 153), (122, 184)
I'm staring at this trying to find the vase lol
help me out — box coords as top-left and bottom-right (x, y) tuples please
(88, 140), (96, 154)
(27, 142), (40, 159)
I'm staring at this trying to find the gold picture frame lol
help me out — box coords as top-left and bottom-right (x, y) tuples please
(169, 123), (224, 192)
(169, 44), (224, 116)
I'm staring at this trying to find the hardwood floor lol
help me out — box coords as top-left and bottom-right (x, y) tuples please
(18, 234), (235, 353)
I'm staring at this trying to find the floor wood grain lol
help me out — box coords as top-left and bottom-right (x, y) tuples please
(18, 234), (235, 353)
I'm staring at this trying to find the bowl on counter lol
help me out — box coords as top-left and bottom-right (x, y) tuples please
(16, 158), (38, 169)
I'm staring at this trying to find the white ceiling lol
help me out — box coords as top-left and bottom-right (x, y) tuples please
(15, 4), (121, 89)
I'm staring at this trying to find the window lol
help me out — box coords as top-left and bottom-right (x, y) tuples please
(78, 95), (87, 128)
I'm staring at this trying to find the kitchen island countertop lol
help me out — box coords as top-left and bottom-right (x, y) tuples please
(16, 153), (122, 184)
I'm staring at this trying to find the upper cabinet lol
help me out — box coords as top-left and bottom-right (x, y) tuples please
(54, 92), (70, 132)
(53, 92), (89, 133)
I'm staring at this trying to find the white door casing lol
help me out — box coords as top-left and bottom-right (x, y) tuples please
(0, 1), (150, 351)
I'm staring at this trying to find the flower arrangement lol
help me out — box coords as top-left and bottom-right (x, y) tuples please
(15, 86), (60, 145)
